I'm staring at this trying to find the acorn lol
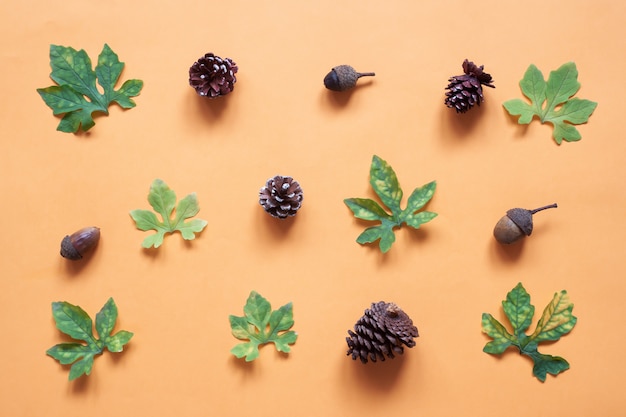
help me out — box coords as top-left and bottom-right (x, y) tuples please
(60, 227), (101, 260)
(493, 204), (557, 244)
(323, 65), (375, 91)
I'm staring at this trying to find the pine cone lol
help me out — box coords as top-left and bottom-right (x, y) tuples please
(189, 53), (238, 98)
(346, 301), (419, 364)
(445, 59), (495, 113)
(259, 175), (303, 219)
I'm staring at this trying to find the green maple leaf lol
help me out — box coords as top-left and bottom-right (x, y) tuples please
(503, 62), (597, 144)
(46, 298), (133, 381)
(229, 291), (298, 362)
(482, 283), (577, 382)
(344, 155), (437, 253)
(37, 44), (143, 133)
(129, 179), (208, 248)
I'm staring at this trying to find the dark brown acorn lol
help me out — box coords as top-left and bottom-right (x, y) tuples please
(60, 227), (101, 260)
(323, 65), (375, 91)
(493, 204), (557, 244)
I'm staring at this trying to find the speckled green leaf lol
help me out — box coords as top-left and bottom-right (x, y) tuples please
(482, 283), (577, 382)
(344, 198), (390, 221)
(47, 298), (133, 380)
(369, 155), (403, 214)
(481, 313), (515, 354)
(229, 291), (297, 361)
(530, 290), (577, 343)
(503, 282), (534, 336)
(345, 155), (437, 253)
(37, 44), (143, 133)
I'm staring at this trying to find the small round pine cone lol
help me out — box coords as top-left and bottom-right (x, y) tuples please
(189, 53), (238, 98)
(445, 59), (495, 113)
(259, 175), (303, 219)
(346, 301), (419, 364)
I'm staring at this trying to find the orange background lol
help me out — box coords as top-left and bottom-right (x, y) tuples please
(1, 0), (625, 416)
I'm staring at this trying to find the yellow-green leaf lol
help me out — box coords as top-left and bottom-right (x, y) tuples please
(481, 283), (577, 382)
(345, 155), (437, 253)
(530, 290), (577, 343)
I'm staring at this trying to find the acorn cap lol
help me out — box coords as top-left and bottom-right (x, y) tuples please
(505, 208), (533, 236)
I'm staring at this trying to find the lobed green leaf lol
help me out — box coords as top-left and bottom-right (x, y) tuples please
(346, 156), (437, 253)
(37, 44), (143, 133)
(47, 298), (132, 380)
(482, 283), (577, 382)
(229, 292), (297, 361)
(130, 179), (207, 248)
(503, 62), (597, 145)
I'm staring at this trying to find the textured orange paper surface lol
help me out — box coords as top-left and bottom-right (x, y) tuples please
(0, 1), (625, 416)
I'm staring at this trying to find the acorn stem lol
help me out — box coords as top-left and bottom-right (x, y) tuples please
(529, 203), (558, 214)
(357, 72), (376, 78)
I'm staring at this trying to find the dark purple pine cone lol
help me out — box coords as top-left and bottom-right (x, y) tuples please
(346, 301), (419, 364)
(259, 175), (303, 219)
(189, 53), (238, 98)
(445, 59), (495, 113)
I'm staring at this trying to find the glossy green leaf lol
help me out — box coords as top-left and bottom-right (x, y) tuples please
(345, 155), (437, 253)
(503, 62), (597, 144)
(229, 291), (297, 361)
(130, 179), (208, 248)
(37, 44), (143, 133)
(47, 298), (133, 380)
(481, 283), (577, 382)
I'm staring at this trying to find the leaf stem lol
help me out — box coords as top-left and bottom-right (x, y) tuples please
(529, 203), (558, 214)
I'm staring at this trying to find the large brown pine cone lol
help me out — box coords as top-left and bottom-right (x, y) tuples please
(346, 301), (419, 364)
